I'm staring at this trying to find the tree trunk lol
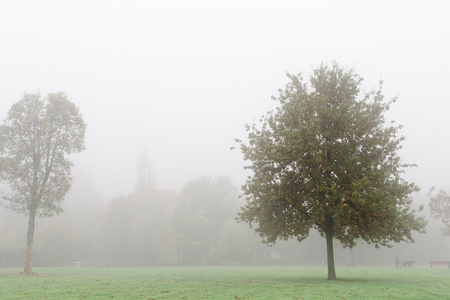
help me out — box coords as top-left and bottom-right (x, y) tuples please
(325, 230), (337, 280)
(24, 211), (36, 273)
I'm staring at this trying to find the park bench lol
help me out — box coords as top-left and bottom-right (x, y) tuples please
(429, 261), (450, 268)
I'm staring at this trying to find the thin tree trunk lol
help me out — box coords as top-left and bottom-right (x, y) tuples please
(177, 238), (180, 265)
(24, 211), (36, 273)
(350, 247), (355, 266)
(325, 231), (337, 280)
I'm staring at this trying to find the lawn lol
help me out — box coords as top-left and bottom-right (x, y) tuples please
(0, 266), (448, 299)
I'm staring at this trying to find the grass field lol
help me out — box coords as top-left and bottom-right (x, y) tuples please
(0, 266), (448, 299)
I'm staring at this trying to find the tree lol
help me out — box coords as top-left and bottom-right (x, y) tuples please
(136, 149), (156, 190)
(174, 176), (238, 265)
(0, 219), (20, 267)
(429, 187), (450, 237)
(104, 153), (176, 266)
(0, 92), (86, 273)
(210, 220), (252, 264)
(34, 219), (78, 267)
(235, 62), (426, 280)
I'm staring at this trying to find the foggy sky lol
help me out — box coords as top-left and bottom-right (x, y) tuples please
(0, 0), (449, 198)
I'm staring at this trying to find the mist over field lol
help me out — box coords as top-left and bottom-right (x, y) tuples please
(1, 0), (449, 268)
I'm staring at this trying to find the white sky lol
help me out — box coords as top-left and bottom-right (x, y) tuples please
(1, 0), (449, 197)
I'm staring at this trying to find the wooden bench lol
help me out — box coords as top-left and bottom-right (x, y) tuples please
(429, 261), (450, 268)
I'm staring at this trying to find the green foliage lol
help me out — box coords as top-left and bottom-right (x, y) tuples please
(210, 220), (253, 264)
(429, 187), (450, 236)
(235, 62), (426, 279)
(103, 163), (245, 267)
(0, 220), (19, 266)
(174, 176), (239, 265)
(105, 186), (177, 266)
(0, 92), (86, 217)
(34, 220), (78, 267)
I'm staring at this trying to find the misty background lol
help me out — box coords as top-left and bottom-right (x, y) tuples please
(1, 0), (449, 267)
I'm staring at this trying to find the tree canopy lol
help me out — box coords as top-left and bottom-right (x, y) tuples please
(235, 62), (426, 279)
(174, 176), (238, 265)
(0, 92), (86, 273)
(429, 187), (450, 237)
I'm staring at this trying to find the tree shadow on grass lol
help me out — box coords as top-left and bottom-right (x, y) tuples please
(269, 274), (391, 284)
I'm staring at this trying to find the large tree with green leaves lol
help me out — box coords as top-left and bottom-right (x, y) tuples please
(235, 62), (426, 280)
(0, 92), (86, 273)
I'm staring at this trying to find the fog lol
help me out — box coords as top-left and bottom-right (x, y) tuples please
(1, 0), (449, 267)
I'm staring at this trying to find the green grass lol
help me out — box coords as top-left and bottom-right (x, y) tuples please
(0, 266), (448, 299)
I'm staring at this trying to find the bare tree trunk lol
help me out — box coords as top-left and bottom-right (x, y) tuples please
(177, 238), (180, 265)
(349, 247), (355, 266)
(24, 211), (36, 273)
(325, 231), (337, 280)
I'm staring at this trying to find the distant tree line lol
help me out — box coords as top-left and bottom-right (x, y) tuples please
(0, 172), (448, 268)
(103, 174), (255, 267)
(0, 171), (264, 267)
